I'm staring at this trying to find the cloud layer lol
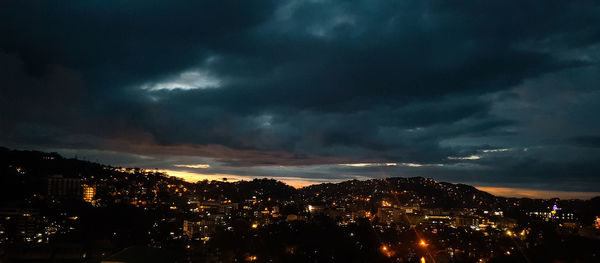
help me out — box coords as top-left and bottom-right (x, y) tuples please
(2, 0), (600, 193)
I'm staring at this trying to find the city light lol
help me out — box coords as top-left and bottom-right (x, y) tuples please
(82, 185), (96, 203)
(380, 245), (394, 257)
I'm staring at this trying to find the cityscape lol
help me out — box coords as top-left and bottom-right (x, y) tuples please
(2, 1), (600, 262)
(1, 148), (599, 262)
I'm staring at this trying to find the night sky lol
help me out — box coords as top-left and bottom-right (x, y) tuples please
(2, 1), (600, 198)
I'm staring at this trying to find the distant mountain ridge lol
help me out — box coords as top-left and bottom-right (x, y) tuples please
(0, 147), (503, 206)
(300, 177), (505, 209)
(2, 146), (598, 211)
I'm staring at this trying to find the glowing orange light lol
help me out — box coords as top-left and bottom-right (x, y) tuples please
(251, 223), (258, 229)
(380, 245), (394, 257)
(420, 256), (426, 263)
(419, 240), (428, 247)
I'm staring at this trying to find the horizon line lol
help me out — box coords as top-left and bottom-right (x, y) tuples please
(161, 169), (600, 200)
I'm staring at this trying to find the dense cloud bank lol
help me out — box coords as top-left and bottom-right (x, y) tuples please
(2, 0), (600, 191)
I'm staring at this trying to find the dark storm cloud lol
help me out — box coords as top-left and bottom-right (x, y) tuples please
(2, 0), (600, 192)
(0, 1), (275, 82)
(568, 136), (600, 148)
